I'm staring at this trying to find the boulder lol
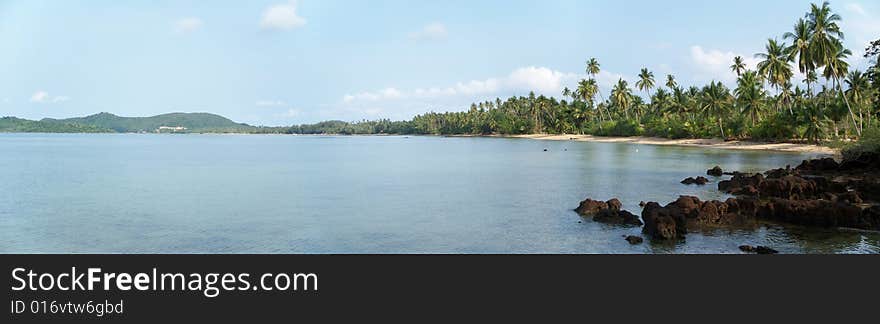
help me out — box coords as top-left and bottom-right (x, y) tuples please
(795, 157), (839, 172)
(757, 175), (818, 200)
(681, 176), (710, 185)
(641, 201), (687, 240)
(594, 208), (643, 226)
(707, 166), (723, 177)
(739, 245), (779, 254)
(718, 173), (764, 195)
(575, 198), (608, 216)
(625, 235), (644, 244)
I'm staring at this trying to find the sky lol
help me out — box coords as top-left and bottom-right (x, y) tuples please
(1, 0), (878, 126)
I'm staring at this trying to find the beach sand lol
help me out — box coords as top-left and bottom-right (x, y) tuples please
(492, 134), (838, 155)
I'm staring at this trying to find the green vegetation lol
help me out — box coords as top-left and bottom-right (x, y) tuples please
(0, 117), (111, 133)
(3, 2), (879, 145)
(41, 112), (257, 133)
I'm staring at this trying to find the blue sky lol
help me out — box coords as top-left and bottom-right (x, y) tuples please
(1, 0), (878, 125)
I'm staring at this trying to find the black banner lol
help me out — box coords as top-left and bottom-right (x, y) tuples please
(3, 255), (878, 322)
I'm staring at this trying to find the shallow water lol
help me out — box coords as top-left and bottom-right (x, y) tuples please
(0, 133), (877, 254)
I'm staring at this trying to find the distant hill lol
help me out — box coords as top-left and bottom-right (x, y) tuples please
(0, 117), (112, 133)
(40, 112), (257, 133)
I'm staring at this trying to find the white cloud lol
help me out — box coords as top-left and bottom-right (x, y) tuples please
(340, 66), (614, 104)
(408, 23), (448, 41)
(689, 45), (760, 82)
(846, 3), (867, 16)
(256, 100), (286, 107)
(175, 17), (204, 34)
(843, 2), (880, 64)
(260, 1), (306, 31)
(29, 91), (69, 104)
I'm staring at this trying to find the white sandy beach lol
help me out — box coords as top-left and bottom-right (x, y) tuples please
(496, 134), (838, 155)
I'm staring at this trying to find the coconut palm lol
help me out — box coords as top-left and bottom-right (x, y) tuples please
(735, 70), (766, 125)
(808, 1), (860, 135)
(846, 70), (871, 128)
(730, 56), (747, 76)
(611, 79), (632, 119)
(803, 70), (818, 97)
(636, 68), (655, 120)
(756, 38), (794, 112)
(784, 18), (815, 94)
(700, 81), (733, 138)
(666, 74), (677, 89)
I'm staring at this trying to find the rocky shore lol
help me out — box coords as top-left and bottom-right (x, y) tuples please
(576, 152), (880, 250)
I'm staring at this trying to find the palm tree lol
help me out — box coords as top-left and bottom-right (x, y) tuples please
(730, 56), (747, 76)
(846, 70), (871, 128)
(735, 70), (766, 125)
(808, 1), (860, 135)
(666, 74), (677, 89)
(611, 79), (632, 119)
(803, 70), (818, 97)
(636, 68), (655, 120)
(700, 81), (733, 138)
(784, 18), (815, 95)
(755, 38), (794, 113)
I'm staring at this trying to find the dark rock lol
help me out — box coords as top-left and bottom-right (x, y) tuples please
(641, 201), (687, 240)
(606, 198), (622, 211)
(707, 166), (723, 177)
(543, 148), (549, 152)
(681, 176), (710, 185)
(739, 245), (779, 254)
(719, 173), (764, 195)
(838, 152), (880, 171)
(796, 157), (839, 172)
(625, 235), (644, 244)
(765, 165), (796, 179)
(758, 175), (818, 200)
(594, 208), (643, 226)
(575, 198), (608, 215)
(639, 201), (646, 207)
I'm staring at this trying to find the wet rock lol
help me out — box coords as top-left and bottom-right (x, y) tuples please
(718, 173), (764, 195)
(606, 198), (622, 211)
(795, 157), (839, 172)
(765, 165), (796, 179)
(739, 245), (779, 254)
(625, 235), (644, 244)
(838, 152), (880, 171)
(757, 198), (867, 229)
(641, 201), (687, 240)
(707, 166), (723, 177)
(575, 198), (608, 215)
(681, 176), (710, 185)
(639, 201), (646, 207)
(758, 175), (819, 200)
(594, 208), (643, 226)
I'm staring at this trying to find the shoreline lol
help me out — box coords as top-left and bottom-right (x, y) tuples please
(1, 131), (838, 155)
(483, 134), (838, 155)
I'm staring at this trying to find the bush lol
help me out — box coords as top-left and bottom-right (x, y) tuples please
(749, 113), (796, 141)
(591, 120), (643, 137)
(842, 126), (880, 160)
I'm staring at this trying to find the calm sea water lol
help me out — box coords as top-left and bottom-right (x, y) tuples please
(1, 133), (877, 254)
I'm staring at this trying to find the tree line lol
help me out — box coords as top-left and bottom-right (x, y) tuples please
(271, 2), (878, 143)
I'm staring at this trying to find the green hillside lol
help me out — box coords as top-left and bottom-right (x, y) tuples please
(41, 112), (257, 133)
(0, 117), (111, 133)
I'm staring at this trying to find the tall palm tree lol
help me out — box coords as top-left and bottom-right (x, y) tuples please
(636, 68), (655, 120)
(784, 18), (815, 95)
(803, 70), (818, 97)
(611, 79), (632, 119)
(700, 81), (733, 138)
(735, 70), (766, 125)
(755, 38), (794, 113)
(808, 1), (860, 135)
(730, 56), (747, 76)
(666, 74), (677, 89)
(846, 70), (871, 128)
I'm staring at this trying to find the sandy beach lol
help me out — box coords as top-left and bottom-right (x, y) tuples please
(492, 134), (838, 155)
